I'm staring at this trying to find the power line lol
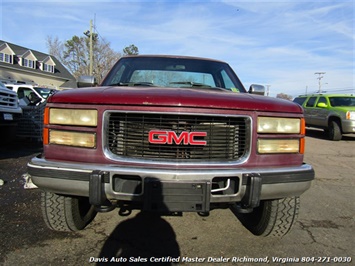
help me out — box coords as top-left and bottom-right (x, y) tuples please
(92, 15), (111, 48)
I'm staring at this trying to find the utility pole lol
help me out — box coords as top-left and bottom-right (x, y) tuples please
(266, 85), (271, 96)
(84, 20), (94, 75)
(89, 20), (93, 76)
(314, 72), (325, 93)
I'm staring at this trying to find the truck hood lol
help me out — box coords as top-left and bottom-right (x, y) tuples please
(49, 86), (302, 113)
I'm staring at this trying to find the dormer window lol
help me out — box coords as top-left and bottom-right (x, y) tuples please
(0, 52), (13, 64)
(20, 50), (37, 69)
(23, 58), (35, 68)
(0, 43), (15, 64)
(41, 56), (56, 73)
(43, 63), (54, 73)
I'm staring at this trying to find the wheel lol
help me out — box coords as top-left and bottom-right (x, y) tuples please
(41, 191), (97, 232)
(327, 120), (342, 141)
(236, 197), (300, 237)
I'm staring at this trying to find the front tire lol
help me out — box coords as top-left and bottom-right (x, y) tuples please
(41, 191), (97, 232)
(327, 120), (342, 141)
(236, 197), (300, 237)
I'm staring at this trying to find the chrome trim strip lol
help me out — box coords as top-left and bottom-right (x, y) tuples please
(28, 161), (93, 173)
(101, 110), (252, 166)
(29, 156), (313, 179)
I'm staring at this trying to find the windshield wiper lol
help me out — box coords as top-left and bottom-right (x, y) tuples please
(170, 81), (232, 92)
(169, 81), (212, 88)
(108, 82), (155, 87)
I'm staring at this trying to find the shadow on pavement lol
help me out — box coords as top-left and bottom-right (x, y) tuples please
(305, 128), (355, 141)
(305, 128), (328, 140)
(97, 211), (180, 265)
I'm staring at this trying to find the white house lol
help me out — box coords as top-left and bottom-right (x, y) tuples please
(0, 40), (76, 89)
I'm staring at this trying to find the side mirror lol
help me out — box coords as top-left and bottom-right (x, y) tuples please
(77, 75), (97, 88)
(248, 84), (265, 95)
(317, 102), (327, 108)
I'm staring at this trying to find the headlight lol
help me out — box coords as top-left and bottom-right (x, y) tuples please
(49, 108), (97, 126)
(49, 130), (96, 148)
(346, 111), (355, 120)
(258, 139), (300, 154)
(257, 117), (301, 134)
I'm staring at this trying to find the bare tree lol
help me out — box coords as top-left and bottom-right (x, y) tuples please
(46, 34), (126, 84)
(276, 93), (293, 101)
(94, 40), (121, 82)
(46, 36), (64, 62)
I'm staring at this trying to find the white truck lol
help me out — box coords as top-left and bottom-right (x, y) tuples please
(5, 84), (55, 106)
(0, 82), (22, 138)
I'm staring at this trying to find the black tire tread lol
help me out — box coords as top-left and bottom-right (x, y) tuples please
(236, 197), (300, 237)
(328, 120), (342, 141)
(265, 197), (300, 237)
(41, 191), (96, 232)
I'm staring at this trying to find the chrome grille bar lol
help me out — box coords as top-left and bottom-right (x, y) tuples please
(106, 112), (250, 163)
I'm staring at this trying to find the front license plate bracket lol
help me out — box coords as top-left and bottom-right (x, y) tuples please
(143, 179), (211, 212)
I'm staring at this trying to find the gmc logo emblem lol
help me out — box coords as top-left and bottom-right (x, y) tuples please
(149, 130), (207, 145)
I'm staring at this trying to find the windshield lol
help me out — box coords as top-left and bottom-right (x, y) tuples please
(102, 57), (246, 93)
(329, 97), (355, 107)
(34, 87), (54, 99)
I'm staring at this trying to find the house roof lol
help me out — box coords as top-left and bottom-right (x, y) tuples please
(0, 40), (76, 88)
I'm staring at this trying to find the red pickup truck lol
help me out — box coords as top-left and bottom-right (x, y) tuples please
(28, 55), (314, 237)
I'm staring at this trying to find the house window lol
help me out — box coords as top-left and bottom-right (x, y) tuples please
(23, 58), (35, 68)
(43, 63), (54, 73)
(0, 52), (13, 63)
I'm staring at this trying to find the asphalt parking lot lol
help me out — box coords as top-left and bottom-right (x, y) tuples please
(0, 129), (354, 266)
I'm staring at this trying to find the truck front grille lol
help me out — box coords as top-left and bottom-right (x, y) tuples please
(106, 112), (250, 163)
(0, 91), (18, 108)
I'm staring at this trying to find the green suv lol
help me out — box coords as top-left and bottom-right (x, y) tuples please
(293, 94), (355, 140)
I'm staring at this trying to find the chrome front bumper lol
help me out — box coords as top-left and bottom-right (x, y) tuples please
(28, 155), (314, 212)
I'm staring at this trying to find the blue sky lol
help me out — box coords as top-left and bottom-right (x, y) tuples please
(1, 0), (354, 97)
